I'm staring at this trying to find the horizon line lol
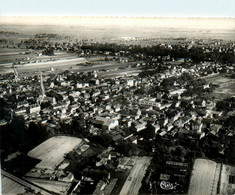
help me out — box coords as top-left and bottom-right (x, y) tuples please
(0, 15), (234, 19)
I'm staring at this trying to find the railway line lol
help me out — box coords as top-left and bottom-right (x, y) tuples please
(1, 169), (52, 195)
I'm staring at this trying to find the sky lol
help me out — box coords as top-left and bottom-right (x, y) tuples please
(0, 0), (235, 18)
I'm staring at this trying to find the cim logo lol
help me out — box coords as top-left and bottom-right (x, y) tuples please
(160, 181), (179, 190)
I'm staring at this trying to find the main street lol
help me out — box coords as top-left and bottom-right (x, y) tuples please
(119, 156), (152, 195)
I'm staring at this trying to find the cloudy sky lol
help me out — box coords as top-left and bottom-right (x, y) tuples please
(0, 0), (234, 17)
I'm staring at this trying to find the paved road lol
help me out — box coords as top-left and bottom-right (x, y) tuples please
(119, 156), (152, 195)
(1, 170), (52, 195)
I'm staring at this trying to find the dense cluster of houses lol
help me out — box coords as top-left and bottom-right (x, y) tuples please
(1, 58), (234, 141)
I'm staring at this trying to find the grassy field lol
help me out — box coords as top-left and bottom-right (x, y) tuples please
(27, 136), (83, 169)
(0, 48), (29, 53)
(0, 54), (139, 80)
(0, 48), (81, 64)
(0, 49), (88, 74)
(205, 74), (235, 100)
(213, 82), (235, 98)
(0, 46), (139, 77)
(15, 57), (87, 68)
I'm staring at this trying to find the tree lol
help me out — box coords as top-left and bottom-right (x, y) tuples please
(26, 122), (48, 147)
(144, 122), (155, 140)
(40, 101), (51, 110)
(68, 95), (74, 103)
(42, 47), (54, 56)
(161, 77), (175, 89)
(0, 116), (26, 156)
(224, 135), (235, 164)
(189, 47), (205, 63)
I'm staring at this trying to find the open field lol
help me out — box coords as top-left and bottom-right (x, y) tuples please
(188, 158), (220, 195)
(0, 48), (29, 53)
(0, 58), (87, 74)
(0, 48), (36, 65)
(0, 47), (139, 77)
(0, 55), (140, 79)
(15, 57), (87, 68)
(0, 49), (78, 63)
(0, 48), (88, 74)
(204, 74), (235, 100)
(205, 74), (232, 85)
(119, 156), (152, 195)
(0, 47), (83, 63)
(27, 136), (82, 169)
(213, 82), (235, 97)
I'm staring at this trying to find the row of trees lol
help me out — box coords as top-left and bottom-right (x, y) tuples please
(18, 38), (235, 64)
(81, 43), (234, 64)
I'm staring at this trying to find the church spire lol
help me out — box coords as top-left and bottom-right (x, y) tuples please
(40, 72), (45, 97)
(13, 65), (20, 82)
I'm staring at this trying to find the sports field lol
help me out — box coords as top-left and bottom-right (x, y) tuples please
(27, 136), (82, 169)
(188, 159), (220, 195)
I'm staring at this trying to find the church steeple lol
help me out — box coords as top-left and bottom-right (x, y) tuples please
(13, 65), (20, 82)
(40, 72), (45, 97)
(38, 72), (46, 104)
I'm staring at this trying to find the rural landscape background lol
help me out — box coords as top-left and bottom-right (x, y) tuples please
(1, 17), (235, 40)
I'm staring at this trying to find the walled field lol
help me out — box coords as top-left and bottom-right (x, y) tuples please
(188, 159), (219, 195)
(27, 136), (82, 169)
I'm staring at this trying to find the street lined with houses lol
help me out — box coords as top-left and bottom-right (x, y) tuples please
(120, 156), (152, 195)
